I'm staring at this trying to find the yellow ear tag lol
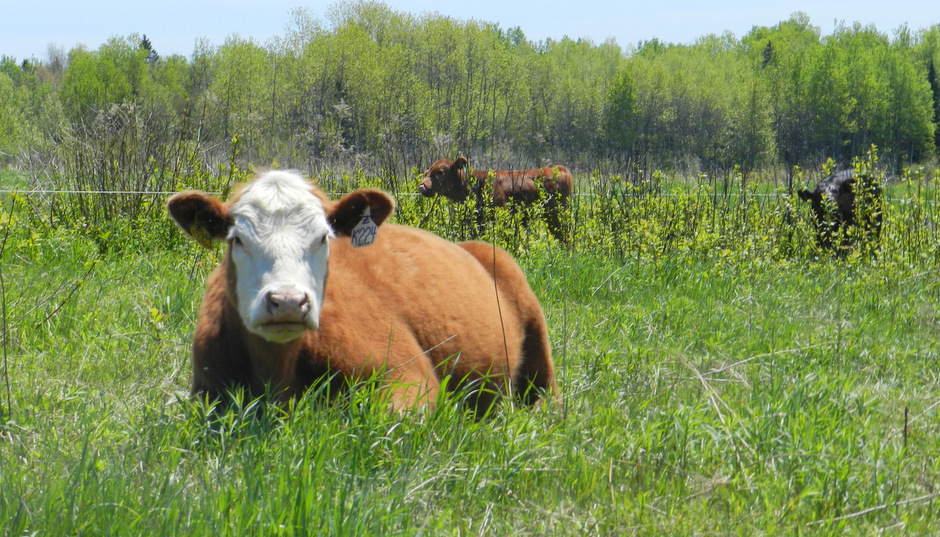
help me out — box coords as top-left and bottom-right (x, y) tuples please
(350, 207), (378, 248)
(189, 224), (213, 249)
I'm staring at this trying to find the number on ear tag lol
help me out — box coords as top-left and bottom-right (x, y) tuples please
(350, 208), (378, 248)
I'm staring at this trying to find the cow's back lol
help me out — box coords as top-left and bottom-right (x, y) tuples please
(544, 165), (573, 198)
(308, 224), (549, 408)
(458, 240), (555, 403)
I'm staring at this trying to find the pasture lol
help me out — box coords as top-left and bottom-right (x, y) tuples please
(0, 163), (939, 535)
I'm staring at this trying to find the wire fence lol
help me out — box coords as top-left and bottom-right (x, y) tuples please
(0, 188), (935, 204)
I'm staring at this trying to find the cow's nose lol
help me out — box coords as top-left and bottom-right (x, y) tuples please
(265, 288), (311, 317)
(418, 182), (430, 195)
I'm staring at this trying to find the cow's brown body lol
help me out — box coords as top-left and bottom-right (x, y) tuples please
(169, 172), (556, 415)
(419, 157), (573, 241)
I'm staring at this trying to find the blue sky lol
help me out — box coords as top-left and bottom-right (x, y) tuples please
(2, 0), (939, 62)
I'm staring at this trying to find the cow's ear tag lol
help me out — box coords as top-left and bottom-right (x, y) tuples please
(350, 207), (378, 248)
(190, 224), (213, 249)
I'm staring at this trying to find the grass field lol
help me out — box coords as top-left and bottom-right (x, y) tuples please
(1, 166), (939, 535)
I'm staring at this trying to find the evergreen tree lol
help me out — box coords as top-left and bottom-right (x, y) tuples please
(928, 58), (940, 154)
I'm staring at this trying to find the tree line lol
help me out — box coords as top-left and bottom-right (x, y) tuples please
(2, 1), (940, 184)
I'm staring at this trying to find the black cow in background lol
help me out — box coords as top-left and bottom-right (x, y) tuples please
(797, 169), (883, 250)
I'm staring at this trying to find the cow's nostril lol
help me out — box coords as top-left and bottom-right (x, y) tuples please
(266, 289), (309, 315)
(266, 293), (279, 314)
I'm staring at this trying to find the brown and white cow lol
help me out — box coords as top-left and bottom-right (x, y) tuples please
(168, 170), (556, 415)
(418, 157), (573, 242)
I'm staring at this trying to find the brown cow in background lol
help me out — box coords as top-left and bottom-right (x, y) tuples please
(418, 156), (573, 241)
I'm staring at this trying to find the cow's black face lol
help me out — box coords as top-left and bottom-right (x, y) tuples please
(797, 170), (882, 249)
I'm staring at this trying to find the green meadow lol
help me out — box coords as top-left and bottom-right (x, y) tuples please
(1, 159), (939, 536)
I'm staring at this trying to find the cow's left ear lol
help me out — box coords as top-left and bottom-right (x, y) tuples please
(328, 188), (395, 236)
(797, 189), (816, 202)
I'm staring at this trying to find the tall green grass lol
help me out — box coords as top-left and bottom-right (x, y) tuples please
(1, 158), (939, 535)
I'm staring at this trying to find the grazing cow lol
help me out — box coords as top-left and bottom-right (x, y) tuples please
(418, 156), (573, 241)
(168, 170), (556, 415)
(797, 169), (883, 249)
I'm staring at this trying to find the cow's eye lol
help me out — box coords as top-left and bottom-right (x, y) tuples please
(231, 236), (244, 248)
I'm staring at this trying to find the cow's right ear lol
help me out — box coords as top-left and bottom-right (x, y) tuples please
(167, 191), (233, 248)
(797, 189), (815, 202)
(454, 156), (469, 170)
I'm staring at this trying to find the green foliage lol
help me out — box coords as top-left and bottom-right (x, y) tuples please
(60, 36), (153, 122)
(1, 169), (939, 533)
(0, 57), (66, 164)
(0, 70), (22, 160)
(6, 4), (940, 184)
(602, 67), (639, 163)
(744, 16), (936, 167)
(603, 34), (778, 178)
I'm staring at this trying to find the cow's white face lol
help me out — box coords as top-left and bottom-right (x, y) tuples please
(227, 172), (334, 343)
